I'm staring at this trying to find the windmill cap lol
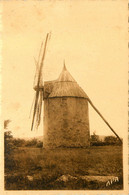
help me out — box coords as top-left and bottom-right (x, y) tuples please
(48, 64), (88, 99)
(57, 63), (76, 82)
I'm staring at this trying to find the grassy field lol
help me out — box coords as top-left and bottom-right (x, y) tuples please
(5, 145), (123, 190)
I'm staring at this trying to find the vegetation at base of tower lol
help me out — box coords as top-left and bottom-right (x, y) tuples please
(90, 131), (122, 146)
(5, 143), (123, 190)
(4, 123), (123, 190)
(12, 138), (43, 148)
(5, 132), (122, 150)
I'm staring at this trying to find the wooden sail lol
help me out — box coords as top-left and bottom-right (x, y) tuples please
(31, 33), (50, 131)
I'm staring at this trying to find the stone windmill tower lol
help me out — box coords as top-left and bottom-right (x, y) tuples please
(31, 33), (122, 149)
(43, 64), (90, 149)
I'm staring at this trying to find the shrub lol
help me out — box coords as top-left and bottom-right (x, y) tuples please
(90, 141), (105, 146)
(12, 138), (26, 147)
(25, 138), (38, 147)
(90, 132), (99, 142)
(90, 133), (122, 146)
(36, 141), (43, 148)
(104, 136), (121, 145)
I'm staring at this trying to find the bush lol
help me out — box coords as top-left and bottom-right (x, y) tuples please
(90, 133), (122, 146)
(25, 138), (38, 147)
(90, 132), (99, 142)
(9, 137), (43, 148)
(12, 138), (26, 147)
(90, 132), (101, 146)
(90, 141), (105, 146)
(104, 136), (121, 145)
(36, 141), (43, 148)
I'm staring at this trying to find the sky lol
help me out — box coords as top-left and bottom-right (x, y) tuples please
(2, 0), (128, 138)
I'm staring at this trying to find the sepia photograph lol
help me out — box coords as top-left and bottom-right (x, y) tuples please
(1, 0), (128, 193)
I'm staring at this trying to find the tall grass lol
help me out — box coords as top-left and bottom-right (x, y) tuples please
(5, 146), (123, 190)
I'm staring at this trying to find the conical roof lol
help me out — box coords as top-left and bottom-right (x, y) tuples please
(57, 64), (75, 82)
(48, 65), (88, 99)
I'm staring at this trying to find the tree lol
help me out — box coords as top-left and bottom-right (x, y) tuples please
(91, 131), (99, 142)
(4, 120), (15, 170)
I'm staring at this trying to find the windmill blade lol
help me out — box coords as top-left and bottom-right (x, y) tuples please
(33, 57), (39, 88)
(37, 33), (50, 88)
(36, 90), (43, 128)
(31, 41), (44, 121)
(38, 41), (44, 64)
(38, 90), (43, 124)
(33, 40), (44, 87)
(29, 93), (36, 119)
(31, 89), (40, 130)
(33, 58), (43, 89)
(87, 98), (122, 143)
(31, 33), (51, 131)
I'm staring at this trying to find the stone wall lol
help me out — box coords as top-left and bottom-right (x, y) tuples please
(43, 97), (90, 149)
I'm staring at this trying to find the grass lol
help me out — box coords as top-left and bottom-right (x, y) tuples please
(5, 145), (123, 190)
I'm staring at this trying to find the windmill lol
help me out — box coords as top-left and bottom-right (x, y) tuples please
(31, 33), (122, 149)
